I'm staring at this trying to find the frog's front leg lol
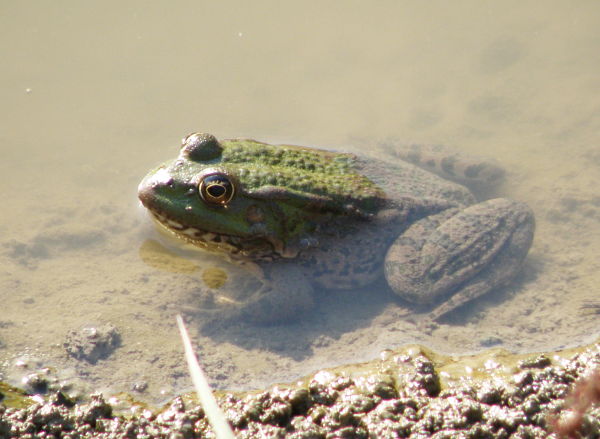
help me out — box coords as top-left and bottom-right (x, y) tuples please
(384, 198), (535, 321)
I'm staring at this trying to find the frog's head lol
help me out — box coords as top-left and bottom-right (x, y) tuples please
(138, 133), (385, 259)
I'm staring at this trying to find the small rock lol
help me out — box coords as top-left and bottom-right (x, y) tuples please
(519, 355), (551, 369)
(64, 324), (121, 363)
(479, 336), (503, 347)
(131, 381), (148, 393)
(22, 372), (50, 393)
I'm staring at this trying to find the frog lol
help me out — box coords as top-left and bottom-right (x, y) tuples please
(138, 132), (535, 325)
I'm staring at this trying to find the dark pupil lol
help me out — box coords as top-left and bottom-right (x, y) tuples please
(207, 185), (226, 198)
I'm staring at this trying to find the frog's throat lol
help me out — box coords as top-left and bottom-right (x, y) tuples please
(148, 211), (286, 260)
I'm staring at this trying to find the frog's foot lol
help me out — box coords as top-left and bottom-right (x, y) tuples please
(384, 198), (535, 321)
(222, 263), (315, 326)
(386, 142), (506, 186)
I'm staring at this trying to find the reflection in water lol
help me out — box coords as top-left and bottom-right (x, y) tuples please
(201, 267), (228, 290)
(139, 239), (198, 274)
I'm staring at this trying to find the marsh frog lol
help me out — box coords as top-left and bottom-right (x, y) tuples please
(138, 133), (535, 324)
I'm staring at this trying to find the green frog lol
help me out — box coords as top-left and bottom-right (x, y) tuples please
(138, 133), (535, 325)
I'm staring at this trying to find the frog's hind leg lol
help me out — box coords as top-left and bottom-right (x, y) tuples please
(384, 198), (534, 321)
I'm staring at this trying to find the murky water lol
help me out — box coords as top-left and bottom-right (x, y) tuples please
(1, 1), (599, 406)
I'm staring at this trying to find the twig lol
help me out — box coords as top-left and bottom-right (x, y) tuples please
(176, 314), (236, 439)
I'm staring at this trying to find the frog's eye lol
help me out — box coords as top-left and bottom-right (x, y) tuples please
(199, 173), (235, 206)
(181, 132), (223, 162)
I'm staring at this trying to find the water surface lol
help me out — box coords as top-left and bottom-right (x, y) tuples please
(1, 1), (599, 405)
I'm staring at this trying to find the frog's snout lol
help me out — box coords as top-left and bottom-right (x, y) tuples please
(138, 167), (174, 208)
(137, 176), (158, 208)
(137, 181), (154, 208)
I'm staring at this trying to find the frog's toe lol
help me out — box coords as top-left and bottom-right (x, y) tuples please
(385, 198), (534, 319)
(390, 143), (506, 186)
(238, 286), (314, 325)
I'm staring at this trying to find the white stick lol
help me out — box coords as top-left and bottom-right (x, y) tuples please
(176, 315), (236, 439)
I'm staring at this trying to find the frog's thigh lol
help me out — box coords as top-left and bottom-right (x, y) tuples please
(238, 264), (315, 325)
(385, 198), (534, 316)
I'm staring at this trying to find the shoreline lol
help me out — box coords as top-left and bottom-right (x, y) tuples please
(1, 341), (598, 438)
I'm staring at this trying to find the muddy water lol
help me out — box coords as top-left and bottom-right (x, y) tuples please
(1, 1), (599, 405)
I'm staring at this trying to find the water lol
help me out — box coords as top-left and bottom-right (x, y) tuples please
(1, 1), (599, 405)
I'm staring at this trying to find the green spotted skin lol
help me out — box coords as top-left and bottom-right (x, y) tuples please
(220, 139), (386, 216)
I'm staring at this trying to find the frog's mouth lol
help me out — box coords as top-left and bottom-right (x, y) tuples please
(148, 211), (281, 261)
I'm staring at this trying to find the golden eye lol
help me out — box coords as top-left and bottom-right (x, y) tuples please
(199, 173), (235, 205)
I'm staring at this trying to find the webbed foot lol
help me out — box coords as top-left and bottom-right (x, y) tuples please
(209, 263), (315, 326)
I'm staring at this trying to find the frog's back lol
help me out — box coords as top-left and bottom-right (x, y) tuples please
(221, 139), (388, 217)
